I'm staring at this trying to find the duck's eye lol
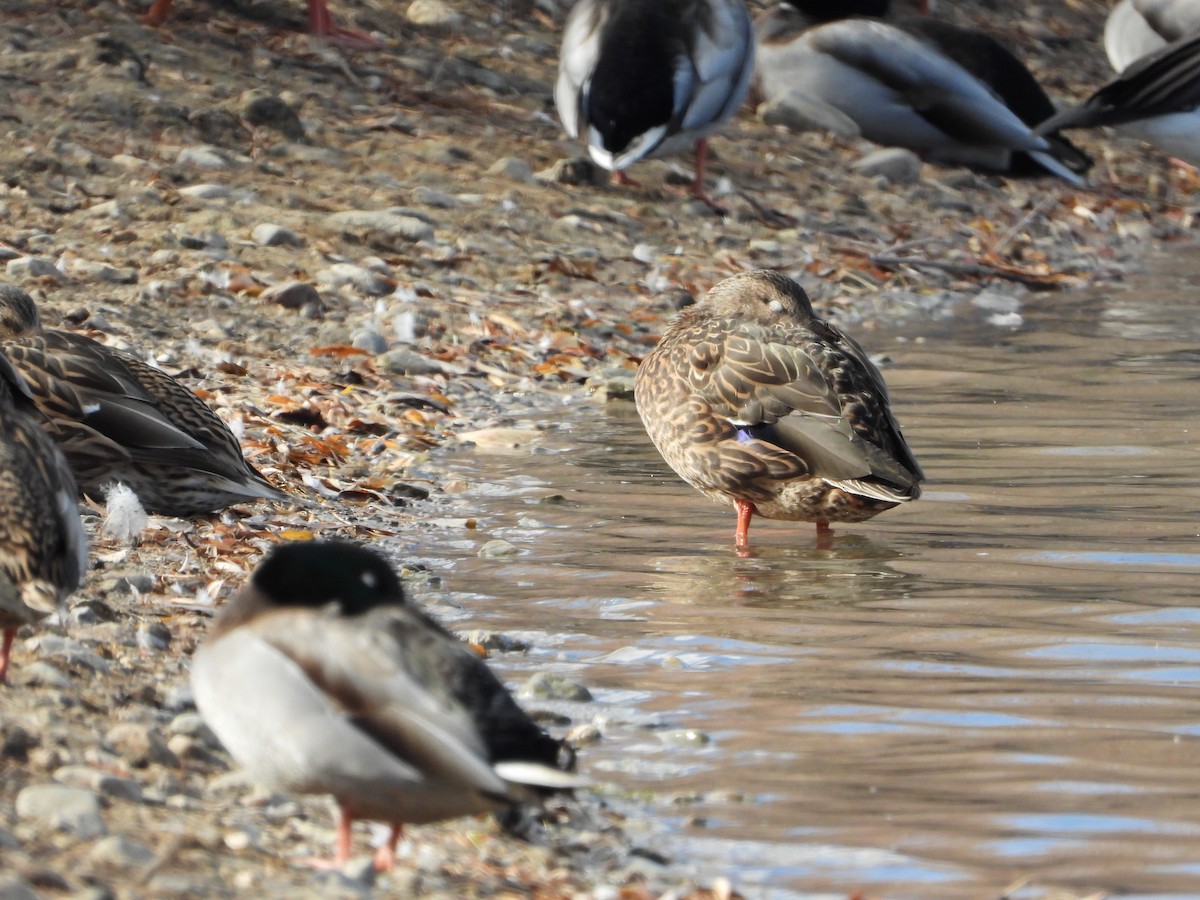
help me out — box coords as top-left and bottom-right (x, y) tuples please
(361, 570), (379, 590)
(768, 299), (784, 313)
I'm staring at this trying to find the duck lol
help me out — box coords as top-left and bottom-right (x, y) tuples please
(191, 539), (585, 871)
(635, 270), (923, 550)
(1104, 0), (1200, 73)
(0, 350), (88, 684)
(753, 1), (1092, 182)
(0, 284), (289, 517)
(1035, 30), (1200, 167)
(142, 0), (380, 48)
(554, 0), (756, 204)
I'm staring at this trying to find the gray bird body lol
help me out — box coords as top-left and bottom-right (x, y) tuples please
(192, 541), (583, 866)
(1105, 0), (1200, 72)
(754, 2), (1089, 183)
(555, 0), (754, 172)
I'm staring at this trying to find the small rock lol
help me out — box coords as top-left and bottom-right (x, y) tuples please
(261, 280), (324, 311)
(852, 147), (921, 184)
(487, 156), (534, 183)
(6, 256), (61, 280)
(136, 621), (172, 652)
(317, 263), (393, 296)
(406, 0), (463, 27)
(162, 682), (195, 712)
(538, 157), (606, 186)
(518, 672), (593, 703)
(251, 223), (303, 247)
(15, 784), (106, 838)
(178, 183), (231, 200)
(176, 146), (231, 169)
(0, 874), (39, 900)
(168, 712), (220, 749)
(53, 765), (144, 802)
(114, 572), (156, 594)
(104, 723), (179, 768)
(324, 209), (435, 250)
(87, 834), (155, 868)
(411, 186), (458, 209)
(566, 722), (602, 745)
(223, 829), (254, 851)
(27, 635), (109, 674)
(22, 661), (71, 689)
(67, 599), (116, 627)
(173, 228), (228, 251)
(758, 91), (860, 138)
(460, 630), (531, 653)
(1, 724), (37, 761)
(378, 347), (443, 376)
(584, 368), (636, 401)
(234, 89), (304, 140)
(478, 539), (520, 558)
(351, 329), (388, 354)
(64, 258), (139, 283)
(657, 728), (710, 748)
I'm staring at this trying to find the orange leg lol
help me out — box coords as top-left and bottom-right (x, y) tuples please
(299, 806), (355, 870)
(612, 169), (640, 188)
(735, 499), (756, 550)
(815, 520), (833, 551)
(307, 0), (382, 48)
(690, 138), (729, 213)
(0, 628), (14, 684)
(142, 0), (173, 25)
(373, 824), (403, 871)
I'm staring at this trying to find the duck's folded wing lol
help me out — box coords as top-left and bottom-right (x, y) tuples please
(696, 330), (920, 494)
(1039, 31), (1200, 132)
(679, 0), (754, 132)
(808, 21), (1048, 151)
(11, 339), (209, 454)
(256, 609), (514, 800)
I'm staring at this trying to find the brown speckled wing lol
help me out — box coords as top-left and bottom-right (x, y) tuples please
(0, 356), (87, 626)
(2, 330), (286, 513)
(669, 316), (919, 501)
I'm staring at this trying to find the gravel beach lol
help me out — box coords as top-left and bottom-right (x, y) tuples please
(0, 0), (1194, 895)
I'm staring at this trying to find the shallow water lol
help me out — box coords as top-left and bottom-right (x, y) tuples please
(406, 260), (1200, 900)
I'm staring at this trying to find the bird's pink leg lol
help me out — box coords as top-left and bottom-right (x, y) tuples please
(298, 807), (355, 869)
(735, 499), (756, 550)
(690, 139), (729, 213)
(306, 0), (381, 48)
(612, 169), (640, 188)
(815, 521), (833, 551)
(142, 0), (174, 25)
(373, 824), (403, 871)
(0, 628), (14, 684)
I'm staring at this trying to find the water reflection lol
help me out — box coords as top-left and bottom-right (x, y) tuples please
(403, 259), (1200, 899)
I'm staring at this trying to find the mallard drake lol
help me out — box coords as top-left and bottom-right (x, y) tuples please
(0, 350), (88, 684)
(0, 285), (289, 517)
(635, 270), (923, 549)
(142, 0), (380, 48)
(192, 540), (585, 871)
(754, 1), (1092, 182)
(1036, 30), (1200, 167)
(1104, 0), (1200, 73)
(554, 0), (755, 203)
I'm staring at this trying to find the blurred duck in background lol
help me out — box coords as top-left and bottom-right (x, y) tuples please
(1038, 29), (1200, 168)
(1104, 0), (1200, 72)
(555, 0), (755, 205)
(753, 0), (1092, 182)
